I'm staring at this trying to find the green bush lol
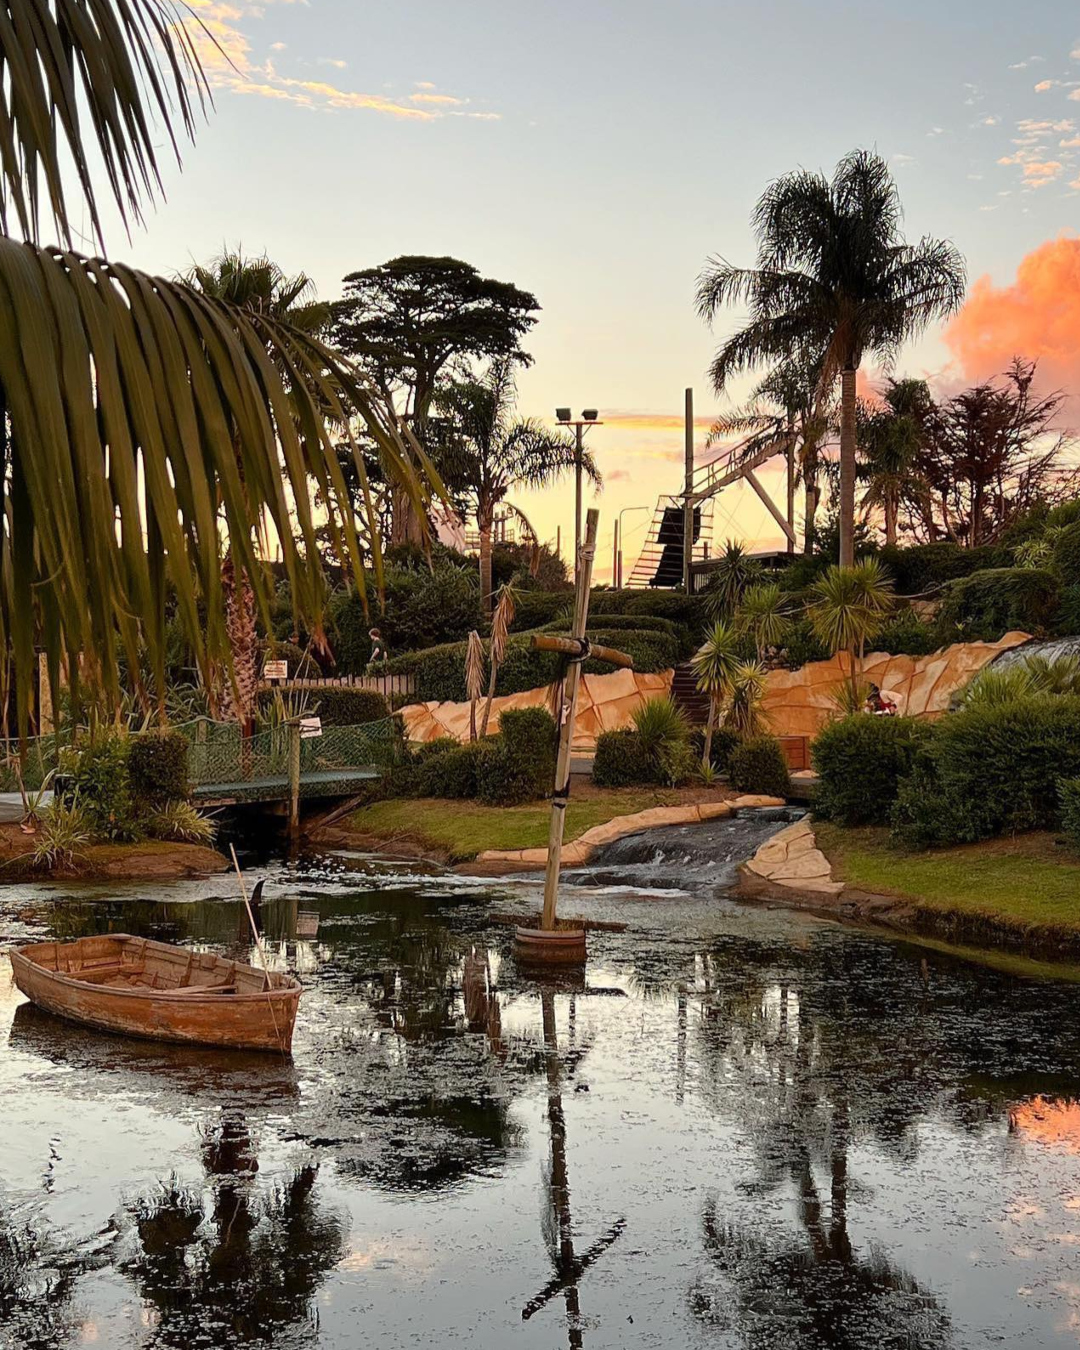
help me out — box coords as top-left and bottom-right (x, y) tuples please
(330, 565), (482, 671)
(477, 707), (557, 805)
(413, 740), (484, 799)
(258, 638), (321, 679)
(877, 541), (1010, 595)
(1051, 521), (1080, 586)
(891, 696), (1080, 847)
(811, 716), (934, 825)
(592, 729), (654, 786)
(128, 730), (189, 808)
(1060, 778), (1080, 851)
(691, 725), (740, 772)
(632, 696), (693, 785)
(310, 688), (389, 726)
(728, 735), (791, 797)
(777, 617), (831, 670)
(870, 609), (940, 657)
(934, 567), (1059, 642)
(69, 733), (140, 842)
(513, 590), (571, 631)
(1056, 584), (1080, 638)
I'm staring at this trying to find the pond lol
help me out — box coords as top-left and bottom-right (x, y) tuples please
(4, 823), (1080, 1349)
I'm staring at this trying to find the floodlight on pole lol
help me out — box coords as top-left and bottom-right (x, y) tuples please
(555, 406), (604, 578)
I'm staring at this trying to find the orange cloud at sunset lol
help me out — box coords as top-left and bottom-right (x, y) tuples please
(943, 236), (1080, 393)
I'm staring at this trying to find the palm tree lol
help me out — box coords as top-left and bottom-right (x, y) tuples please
(858, 383), (932, 547)
(807, 560), (894, 703)
(709, 356), (829, 553)
(697, 150), (966, 568)
(690, 621), (741, 768)
(435, 362), (596, 612)
(185, 252), (332, 725)
(737, 582), (789, 661)
(0, 3), (427, 733)
(722, 660), (769, 739)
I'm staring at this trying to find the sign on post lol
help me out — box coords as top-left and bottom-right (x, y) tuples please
(299, 716), (322, 739)
(264, 659), (288, 682)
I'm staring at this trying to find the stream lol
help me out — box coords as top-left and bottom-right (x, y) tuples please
(4, 813), (1080, 1348)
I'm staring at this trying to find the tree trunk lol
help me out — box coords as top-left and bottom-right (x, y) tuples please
(804, 468), (819, 554)
(839, 365), (858, 567)
(220, 553), (258, 732)
(702, 695), (716, 769)
(479, 658), (498, 737)
(479, 520), (494, 614)
(390, 486), (424, 548)
(786, 439), (796, 555)
(885, 494), (897, 548)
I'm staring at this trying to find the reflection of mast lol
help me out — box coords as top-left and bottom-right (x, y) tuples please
(521, 988), (625, 1348)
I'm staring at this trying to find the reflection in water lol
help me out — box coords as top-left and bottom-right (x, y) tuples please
(121, 1114), (345, 1347)
(520, 987), (625, 1349)
(4, 851), (1080, 1345)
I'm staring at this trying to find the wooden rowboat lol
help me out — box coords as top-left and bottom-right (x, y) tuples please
(9, 934), (301, 1053)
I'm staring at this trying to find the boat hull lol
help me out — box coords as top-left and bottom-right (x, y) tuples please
(9, 935), (301, 1054)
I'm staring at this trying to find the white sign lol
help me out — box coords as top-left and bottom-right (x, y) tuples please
(264, 660), (288, 681)
(300, 716), (323, 739)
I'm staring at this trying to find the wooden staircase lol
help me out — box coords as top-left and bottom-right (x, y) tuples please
(670, 663), (709, 726)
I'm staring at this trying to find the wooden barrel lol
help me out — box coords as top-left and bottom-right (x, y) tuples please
(514, 926), (587, 965)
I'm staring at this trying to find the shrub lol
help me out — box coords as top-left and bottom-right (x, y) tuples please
(69, 733), (140, 842)
(728, 735), (791, 797)
(258, 638), (321, 679)
(592, 729), (653, 787)
(513, 590), (571, 631)
(934, 567), (1059, 642)
(891, 696), (1080, 847)
(777, 617), (831, 670)
(413, 740), (484, 799)
(477, 707), (557, 806)
(129, 730), (189, 808)
(149, 800), (217, 845)
(309, 688), (389, 727)
(691, 725), (740, 772)
(870, 609), (940, 657)
(632, 696), (693, 785)
(877, 541), (1010, 595)
(330, 565), (482, 672)
(1051, 520), (1080, 586)
(1060, 778), (1080, 851)
(811, 715), (934, 825)
(32, 797), (92, 872)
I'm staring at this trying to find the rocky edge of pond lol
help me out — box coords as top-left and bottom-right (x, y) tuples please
(0, 824), (230, 881)
(738, 818), (1080, 961)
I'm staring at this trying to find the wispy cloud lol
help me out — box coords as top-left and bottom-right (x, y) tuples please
(1009, 55), (1044, 70)
(180, 2), (499, 121)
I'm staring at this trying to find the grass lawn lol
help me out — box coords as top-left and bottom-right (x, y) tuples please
(343, 788), (702, 863)
(815, 823), (1080, 933)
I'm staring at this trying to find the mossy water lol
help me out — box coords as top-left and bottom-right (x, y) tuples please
(4, 837), (1080, 1347)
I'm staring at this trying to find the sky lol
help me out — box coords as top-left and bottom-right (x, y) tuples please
(106, 0), (1080, 582)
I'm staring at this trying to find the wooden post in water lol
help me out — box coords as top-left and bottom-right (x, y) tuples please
(682, 387), (695, 594)
(288, 720), (301, 844)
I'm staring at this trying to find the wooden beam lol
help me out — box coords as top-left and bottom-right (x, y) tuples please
(530, 635), (634, 668)
(689, 431), (794, 504)
(744, 467), (797, 544)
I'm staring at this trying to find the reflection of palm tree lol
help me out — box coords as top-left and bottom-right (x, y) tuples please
(122, 1113), (345, 1346)
(521, 988), (625, 1349)
(0, 1198), (95, 1350)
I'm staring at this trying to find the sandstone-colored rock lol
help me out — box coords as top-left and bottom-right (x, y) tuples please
(697, 802), (734, 821)
(770, 852), (833, 881)
(733, 794), (787, 808)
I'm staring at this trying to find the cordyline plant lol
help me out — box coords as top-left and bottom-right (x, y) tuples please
(691, 620), (741, 769)
(0, 1), (436, 735)
(807, 560), (894, 703)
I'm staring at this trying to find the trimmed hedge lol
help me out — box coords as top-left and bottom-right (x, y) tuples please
(728, 735), (791, 798)
(477, 707), (557, 805)
(876, 541), (1010, 595)
(1051, 521), (1080, 586)
(870, 610), (940, 658)
(811, 715), (934, 826)
(129, 730), (190, 808)
(413, 740), (484, 799)
(592, 729), (654, 787)
(891, 696), (1080, 847)
(311, 688), (389, 727)
(934, 567), (1059, 642)
(513, 590), (571, 631)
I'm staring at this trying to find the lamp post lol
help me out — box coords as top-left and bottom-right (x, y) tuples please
(616, 505), (651, 589)
(555, 406), (602, 578)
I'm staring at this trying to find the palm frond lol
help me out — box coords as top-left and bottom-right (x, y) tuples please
(0, 0), (214, 248)
(0, 239), (424, 730)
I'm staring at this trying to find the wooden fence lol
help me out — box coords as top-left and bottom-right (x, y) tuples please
(261, 673), (415, 701)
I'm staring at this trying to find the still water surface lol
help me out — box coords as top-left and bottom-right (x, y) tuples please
(3, 828), (1080, 1348)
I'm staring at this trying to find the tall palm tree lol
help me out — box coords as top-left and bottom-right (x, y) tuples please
(858, 382), (933, 547)
(737, 582), (790, 661)
(0, 3), (426, 732)
(435, 362), (596, 612)
(185, 252), (332, 725)
(697, 150), (965, 568)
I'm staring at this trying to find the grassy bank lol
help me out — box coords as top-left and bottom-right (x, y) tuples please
(815, 823), (1080, 946)
(338, 786), (719, 863)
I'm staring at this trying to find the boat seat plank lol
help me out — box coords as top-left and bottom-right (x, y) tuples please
(71, 963), (147, 985)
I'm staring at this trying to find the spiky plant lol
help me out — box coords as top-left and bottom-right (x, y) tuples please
(722, 661), (770, 740)
(737, 582), (790, 661)
(465, 630), (486, 741)
(32, 798), (92, 873)
(703, 541), (763, 621)
(632, 696), (692, 786)
(697, 149), (966, 567)
(480, 585), (516, 736)
(807, 561), (894, 702)
(690, 620), (742, 768)
(149, 801), (217, 845)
